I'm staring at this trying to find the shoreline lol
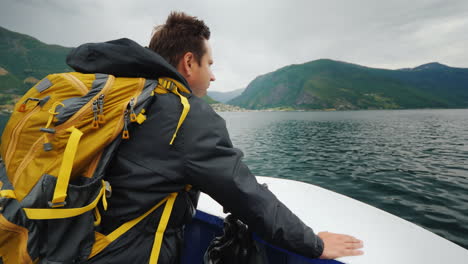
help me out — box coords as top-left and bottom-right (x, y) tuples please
(209, 103), (468, 112)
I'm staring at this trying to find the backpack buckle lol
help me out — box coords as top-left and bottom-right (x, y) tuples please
(167, 82), (176, 91)
(48, 201), (67, 208)
(40, 128), (56, 134)
(162, 79), (175, 91)
(104, 181), (112, 198)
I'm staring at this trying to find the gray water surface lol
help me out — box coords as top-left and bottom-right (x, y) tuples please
(219, 109), (468, 249)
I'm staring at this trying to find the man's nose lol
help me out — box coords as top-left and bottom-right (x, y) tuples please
(210, 73), (216, 82)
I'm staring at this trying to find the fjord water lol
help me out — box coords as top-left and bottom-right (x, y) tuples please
(219, 109), (468, 249)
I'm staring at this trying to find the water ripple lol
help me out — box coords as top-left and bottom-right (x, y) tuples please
(221, 109), (468, 249)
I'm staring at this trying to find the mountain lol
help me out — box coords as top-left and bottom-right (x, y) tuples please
(208, 88), (245, 103)
(0, 26), (72, 95)
(201, 95), (219, 104)
(228, 59), (468, 110)
(3, 28), (467, 111)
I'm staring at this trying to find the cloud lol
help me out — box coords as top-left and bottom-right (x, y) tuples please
(1, 0), (467, 92)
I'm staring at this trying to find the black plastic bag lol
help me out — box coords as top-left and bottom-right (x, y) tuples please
(204, 214), (267, 264)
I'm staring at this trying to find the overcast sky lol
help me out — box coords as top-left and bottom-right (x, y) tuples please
(1, 0), (467, 92)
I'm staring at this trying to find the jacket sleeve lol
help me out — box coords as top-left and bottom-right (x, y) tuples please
(182, 100), (324, 258)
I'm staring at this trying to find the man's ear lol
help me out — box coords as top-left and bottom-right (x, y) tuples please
(177, 52), (194, 78)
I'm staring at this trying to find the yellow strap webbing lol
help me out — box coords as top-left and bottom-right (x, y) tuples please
(23, 181), (107, 219)
(45, 102), (65, 129)
(50, 126), (83, 207)
(149, 192), (178, 263)
(169, 88), (190, 145)
(93, 207), (102, 226)
(154, 78), (191, 145)
(0, 190), (17, 199)
(89, 231), (108, 259)
(88, 192), (178, 260)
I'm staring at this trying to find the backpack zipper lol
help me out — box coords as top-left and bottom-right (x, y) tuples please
(4, 105), (41, 169)
(12, 76), (116, 188)
(4, 74), (87, 169)
(97, 94), (105, 124)
(91, 100), (100, 129)
(53, 76), (115, 131)
(86, 78), (145, 176)
(63, 73), (89, 95)
(11, 134), (46, 188)
(91, 94), (106, 129)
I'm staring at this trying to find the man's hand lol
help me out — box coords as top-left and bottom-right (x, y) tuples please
(318, 231), (364, 259)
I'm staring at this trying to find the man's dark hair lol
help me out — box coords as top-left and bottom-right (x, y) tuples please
(149, 11), (211, 68)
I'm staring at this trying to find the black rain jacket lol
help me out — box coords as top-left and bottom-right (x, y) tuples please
(66, 38), (324, 263)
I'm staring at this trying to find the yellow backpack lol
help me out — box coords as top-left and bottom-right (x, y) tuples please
(0, 72), (190, 263)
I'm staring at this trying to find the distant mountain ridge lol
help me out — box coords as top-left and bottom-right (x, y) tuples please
(201, 95), (218, 104)
(208, 88), (245, 103)
(2, 27), (467, 111)
(0, 26), (72, 97)
(229, 59), (468, 110)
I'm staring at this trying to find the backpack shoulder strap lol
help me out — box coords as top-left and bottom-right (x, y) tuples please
(88, 192), (179, 260)
(155, 77), (191, 145)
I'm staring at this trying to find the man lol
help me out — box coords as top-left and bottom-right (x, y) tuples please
(68, 12), (363, 263)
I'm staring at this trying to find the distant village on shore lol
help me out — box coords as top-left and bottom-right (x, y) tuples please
(209, 103), (312, 112)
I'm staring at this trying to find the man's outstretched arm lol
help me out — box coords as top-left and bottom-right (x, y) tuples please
(182, 99), (364, 259)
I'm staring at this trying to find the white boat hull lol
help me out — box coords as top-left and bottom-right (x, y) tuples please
(194, 176), (468, 264)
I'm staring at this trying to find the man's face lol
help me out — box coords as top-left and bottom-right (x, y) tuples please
(188, 40), (216, 97)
